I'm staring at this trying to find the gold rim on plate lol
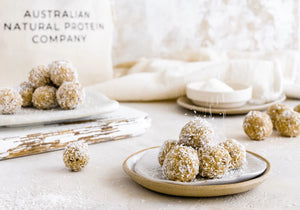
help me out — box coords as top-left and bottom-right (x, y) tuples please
(123, 146), (271, 197)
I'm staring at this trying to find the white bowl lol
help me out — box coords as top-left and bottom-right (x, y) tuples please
(284, 83), (300, 99)
(186, 82), (252, 108)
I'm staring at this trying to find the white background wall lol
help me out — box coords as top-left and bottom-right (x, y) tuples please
(112, 0), (299, 65)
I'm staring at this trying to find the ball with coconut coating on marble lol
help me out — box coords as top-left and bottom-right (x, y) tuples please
(63, 142), (90, 171)
(267, 104), (292, 126)
(243, 111), (273, 140)
(275, 110), (300, 137)
(0, 88), (22, 114)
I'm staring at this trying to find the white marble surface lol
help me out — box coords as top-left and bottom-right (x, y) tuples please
(0, 100), (299, 209)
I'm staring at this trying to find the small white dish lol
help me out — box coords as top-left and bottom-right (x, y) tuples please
(0, 90), (119, 127)
(284, 83), (300, 99)
(186, 82), (252, 108)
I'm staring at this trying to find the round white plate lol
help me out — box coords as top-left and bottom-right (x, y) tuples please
(134, 147), (267, 186)
(0, 91), (119, 127)
(177, 95), (286, 115)
(123, 147), (270, 197)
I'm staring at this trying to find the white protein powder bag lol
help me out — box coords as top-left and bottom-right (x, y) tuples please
(0, 0), (113, 86)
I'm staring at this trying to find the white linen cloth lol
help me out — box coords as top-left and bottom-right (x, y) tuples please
(88, 50), (300, 103)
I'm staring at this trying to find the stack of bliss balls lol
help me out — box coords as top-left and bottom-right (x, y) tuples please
(158, 118), (246, 182)
(0, 60), (85, 114)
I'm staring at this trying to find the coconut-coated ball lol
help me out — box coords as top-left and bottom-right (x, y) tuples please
(219, 139), (246, 169)
(275, 110), (300, 137)
(56, 82), (85, 110)
(0, 88), (22, 114)
(158, 140), (178, 166)
(179, 118), (214, 148)
(32, 86), (58, 109)
(198, 145), (231, 179)
(63, 142), (90, 171)
(294, 104), (300, 114)
(28, 65), (51, 88)
(267, 104), (292, 126)
(19, 82), (35, 107)
(243, 111), (273, 140)
(162, 145), (199, 182)
(49, 60), (78, 86)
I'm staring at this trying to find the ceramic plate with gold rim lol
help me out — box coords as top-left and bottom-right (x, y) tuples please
(123, 146), (271, 197)
(177, 95), (286, 115)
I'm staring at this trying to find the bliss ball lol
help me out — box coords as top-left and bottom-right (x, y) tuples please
(32, 86), (58, 109)
(49, 60), (78, 86)
(179, 118), (214, 148)
(28, 65), (51, 88)
(198, 145), (231, 179)
(56, 82), (85, 110)
(0, 88), (22, 114)
(63, 142), (90, 171)
(243, 111), (273, 140)
(19, 82), (35, 107)
(275, 110), (300, 137)
(162, 145), (199, 182)
(294, 104), (300, 113)
(267, 104), (292, 126)
(158, 140), (178, 166)
(219, 139), (246, 169)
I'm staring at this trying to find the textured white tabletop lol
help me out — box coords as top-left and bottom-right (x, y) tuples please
(0, 100), (299, 209)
